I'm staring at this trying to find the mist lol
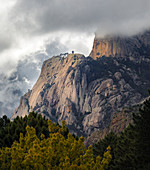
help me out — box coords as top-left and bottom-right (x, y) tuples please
(0, 0), (150, 117)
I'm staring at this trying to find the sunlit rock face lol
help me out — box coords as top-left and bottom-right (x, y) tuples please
(12, 31), (150, 136)
(90, 31), (150, 59)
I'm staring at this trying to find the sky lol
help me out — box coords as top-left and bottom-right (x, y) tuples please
(0, 0), (150, 117)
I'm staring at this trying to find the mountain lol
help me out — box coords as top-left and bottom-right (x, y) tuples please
(11, 31), (150, 136)
(85, 104), (140, 146)
(90, 31), (150, 59)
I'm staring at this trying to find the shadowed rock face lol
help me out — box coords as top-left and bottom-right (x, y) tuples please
(90, 31), (150, 59)
(85, 105), (140, 146)
(12, 31), (150, 136)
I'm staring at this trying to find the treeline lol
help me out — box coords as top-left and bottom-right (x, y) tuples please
(0, 91), (150, 169)
(0, 119), (112, 169)
(0, 112), (50, 148)
(94, 90), (150, 169)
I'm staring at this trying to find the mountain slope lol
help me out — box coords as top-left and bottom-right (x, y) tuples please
(85, 104), (141, 146)
(12, 31), (150, 136)
(90, 31), (150, 59)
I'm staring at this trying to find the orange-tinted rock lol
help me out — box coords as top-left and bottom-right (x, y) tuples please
(11, 31), (150, 137)
(90, 31), (150, 59)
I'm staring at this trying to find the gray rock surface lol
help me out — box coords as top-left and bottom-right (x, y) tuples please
(12, 31), (150, 136)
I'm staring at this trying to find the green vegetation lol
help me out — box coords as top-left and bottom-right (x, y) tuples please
(94, 90), (150, 169)
(0, 119), (112, 169)
(94, 131), (117, 169)
(0, 112), (49, 148)
(0, 90), (150, 169)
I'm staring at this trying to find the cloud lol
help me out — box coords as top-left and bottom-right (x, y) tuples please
(0, 0), (150, 117)
(9, 0), (150, 36)
(1, 0), (149, 74)
(0, 40), (68, 117)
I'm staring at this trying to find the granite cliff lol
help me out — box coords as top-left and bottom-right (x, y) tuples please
(90, 31), (150, 59)
(12, 31), (150, 136)
(85, 104), (140, 146)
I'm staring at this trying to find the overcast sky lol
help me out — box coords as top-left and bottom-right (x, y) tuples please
(0, 0), (150, 117)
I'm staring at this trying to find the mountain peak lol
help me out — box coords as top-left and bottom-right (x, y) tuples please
(11, 31), (150, 136)
(90, 31), (150, 59)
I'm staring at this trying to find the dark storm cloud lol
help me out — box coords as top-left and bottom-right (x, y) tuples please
(1, 0), (150, 117)
(0, 39), (12, 52)
(11, 0), (150, 36)
(0, 40), (68, 117)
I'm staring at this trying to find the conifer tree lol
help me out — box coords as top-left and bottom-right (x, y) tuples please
(132, 90), (150, 169)
(94, 131), (117, 167)
(113, 90), (150, 169)
(0, 121), (112, 169)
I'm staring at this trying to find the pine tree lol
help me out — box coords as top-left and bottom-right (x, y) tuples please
(113, 90), (150, 169)
(94, 131), (117, 168)
(0, 119), (112, 169)
(132, 90), (150, 169)
(113, 127), (137, 169)
(100, 146), (112, 170)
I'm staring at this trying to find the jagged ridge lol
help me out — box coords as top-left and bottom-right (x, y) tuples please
(12, 31), (150, 136)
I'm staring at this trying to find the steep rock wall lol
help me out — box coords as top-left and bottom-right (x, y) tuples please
(12, 31), (150, 136)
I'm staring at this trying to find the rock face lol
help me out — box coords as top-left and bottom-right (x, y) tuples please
(90, 31), (150, 59)
(12, 31), (150, 136)
(85, 105), (140, 146)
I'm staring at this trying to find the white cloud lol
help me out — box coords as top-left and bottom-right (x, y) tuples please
(0, 0), (150, 117)
(0, 0), (149, 77)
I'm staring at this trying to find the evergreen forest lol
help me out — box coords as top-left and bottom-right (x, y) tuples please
(0, 91), (150, 169)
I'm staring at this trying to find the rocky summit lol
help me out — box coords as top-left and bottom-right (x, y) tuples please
(12, 31), (150, 136)
(90, 31), (150, 59)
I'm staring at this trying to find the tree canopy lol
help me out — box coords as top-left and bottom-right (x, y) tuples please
(0, 120), (112, 169)
(94, 90), (150, 169)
